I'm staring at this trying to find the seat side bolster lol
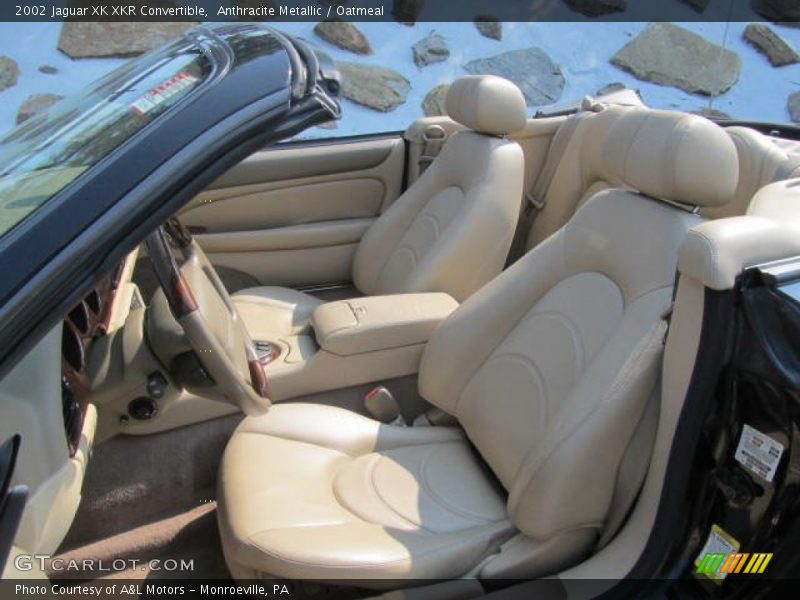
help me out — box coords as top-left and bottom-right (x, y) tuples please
(507, 318), (666, 541)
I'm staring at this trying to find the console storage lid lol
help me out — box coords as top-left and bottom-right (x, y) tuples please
(311, 293), (458, 356)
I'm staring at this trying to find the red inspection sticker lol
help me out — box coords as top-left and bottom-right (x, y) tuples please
(130, 72), (199, 115)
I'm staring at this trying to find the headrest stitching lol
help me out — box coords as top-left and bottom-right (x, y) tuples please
(620, 112), (650, 186)
(668, 117), (693, 205)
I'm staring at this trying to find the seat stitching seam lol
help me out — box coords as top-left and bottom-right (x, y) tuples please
(452, 232), (568, 414)
(669, 117), (688, 199)
(689, 229), (720, 286)
(622, 113), (650, 185)
(367, 454), (426, 531)
(510, 320), (664, 519)
(418, 445), (501, 525)
(372, 185), (463, 290)
(626, 282), (676, 305)
(480, 352), (549, 438)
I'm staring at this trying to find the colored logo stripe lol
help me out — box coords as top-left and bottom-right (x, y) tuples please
(696, 552), (772, 575)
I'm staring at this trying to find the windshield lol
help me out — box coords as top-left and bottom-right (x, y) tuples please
(0, 41), (210, 239)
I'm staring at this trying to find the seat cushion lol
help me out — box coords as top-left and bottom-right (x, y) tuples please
(217, 403), (513, 583)
(231, 286), (323, 339)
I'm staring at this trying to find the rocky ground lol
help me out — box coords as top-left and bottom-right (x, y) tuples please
(0, 16), (799, 138)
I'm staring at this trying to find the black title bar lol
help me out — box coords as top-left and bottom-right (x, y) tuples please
(2, 0), (798, 23)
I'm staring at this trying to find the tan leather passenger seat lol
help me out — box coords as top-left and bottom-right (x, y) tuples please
(231, 75), (528, 339)
(216, 108), (739, 584)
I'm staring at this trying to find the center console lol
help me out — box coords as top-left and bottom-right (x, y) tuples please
(98, 290), (458, 439)
(263, 293), (458, 400)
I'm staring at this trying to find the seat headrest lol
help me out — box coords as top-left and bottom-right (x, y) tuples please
(601, 108), (739, 208)
(446, 75), (527, 136)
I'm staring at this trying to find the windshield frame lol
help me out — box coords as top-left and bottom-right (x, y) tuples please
(0, 22), (296, 297)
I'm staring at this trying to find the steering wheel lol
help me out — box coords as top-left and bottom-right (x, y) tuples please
(145, 219), (270, 415)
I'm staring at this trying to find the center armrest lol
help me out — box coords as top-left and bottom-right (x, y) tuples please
(311, 293), (458, 356)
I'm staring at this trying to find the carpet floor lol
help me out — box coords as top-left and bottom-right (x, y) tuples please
(50, 502), (229, 581)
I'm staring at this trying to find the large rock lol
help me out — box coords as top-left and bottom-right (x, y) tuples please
(596, 81), (627, 96)
(58, 22), (195, 58)
(563, 0), (626, 17)
(412, 32), (449, 67)
(611, 23), (741, 96)
(314, 20), (372, 55)
(0, 56), (19, 92)
(421, 83), (450, 116)
(464, 47), (565, 106)
(474, 17), (502, 41)
(789, 92), (800, 123)
(691, 107), (732, 120)
(743, 23), (800, 67)
(16, 94), (64, 124)
(392, 0), (425, 25)
(337, 62), (411, 112)
(752, 0), (800, 24)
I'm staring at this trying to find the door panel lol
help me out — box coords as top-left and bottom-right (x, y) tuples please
(197, 219), (372, 253)
(181, 136), (405, 288)
(207, 245), (357, 289)
(199, 219), (370, 287)
(187, 179), (385, 233)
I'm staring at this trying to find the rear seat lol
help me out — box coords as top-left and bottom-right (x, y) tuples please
(703, 126), (800, 219)
(522, 106), (800, 251)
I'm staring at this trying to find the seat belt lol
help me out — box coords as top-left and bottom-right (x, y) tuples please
(417, 124), (447, 176)
(506, 112), (589, 265)
(505, 111), (591, 266)
(773, 157), (800, 184)
(596, 308), (673, 550)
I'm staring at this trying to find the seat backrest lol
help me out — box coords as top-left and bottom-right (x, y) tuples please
(525, 109), (800, 251)
(419, 108), (739, 578)
(524, 106), (626, 251)
(352, 75), (527, 302)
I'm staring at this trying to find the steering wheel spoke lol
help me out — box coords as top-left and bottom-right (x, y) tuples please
(145, 221), (271, 415)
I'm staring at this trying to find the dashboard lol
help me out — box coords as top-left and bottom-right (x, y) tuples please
(0, 248), (141, 557)
(1, 243), (233, 559)
(61, 264), (122, 456)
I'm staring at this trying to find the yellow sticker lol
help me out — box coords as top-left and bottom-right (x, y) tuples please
(694, 524), (741, 584)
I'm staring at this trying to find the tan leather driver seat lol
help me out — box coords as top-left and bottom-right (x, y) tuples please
(217, 108), (739, 583)
(230, 75), (527, 340)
